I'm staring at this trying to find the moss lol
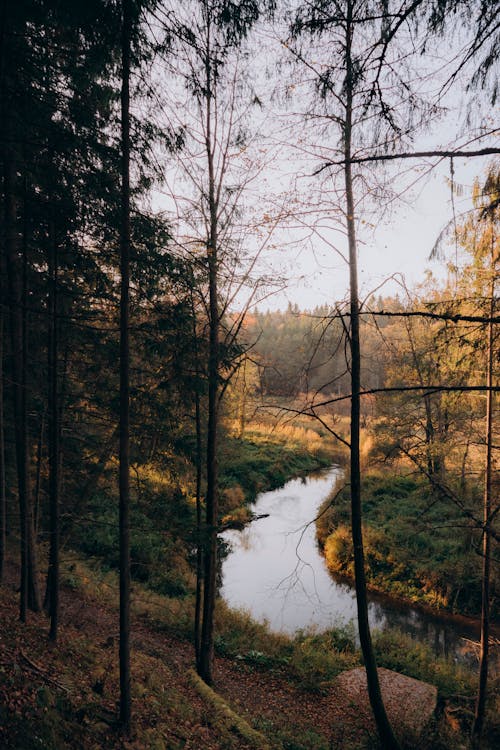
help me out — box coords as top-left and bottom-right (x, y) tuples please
(187, 669), (274, 749)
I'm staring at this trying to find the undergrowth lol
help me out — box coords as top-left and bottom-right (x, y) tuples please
(47, 551), (496, 748)
(316, 471), (496, 617)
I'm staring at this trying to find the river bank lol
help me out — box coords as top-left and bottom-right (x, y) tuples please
(3, 552), (491, 750)
(220, 467), (497, 673)
(219, 429), (335, 505)
(316, 470), (499, 621)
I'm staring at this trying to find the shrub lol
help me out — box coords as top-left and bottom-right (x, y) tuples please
(372, 630), (474, 699)
(289, 630), (359, 692)
(324, 526), (353, 575)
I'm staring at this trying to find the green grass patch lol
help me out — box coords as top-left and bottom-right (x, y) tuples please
(219, 433), (333, 506)
(214, 601), (359, 692)
(372, 629), (475, 699)
(316, 471), (494, 617)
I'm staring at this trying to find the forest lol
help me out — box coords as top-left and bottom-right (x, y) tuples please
(0, 1), (498, 749)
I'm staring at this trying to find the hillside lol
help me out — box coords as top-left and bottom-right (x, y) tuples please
(0, 553), (485, 750)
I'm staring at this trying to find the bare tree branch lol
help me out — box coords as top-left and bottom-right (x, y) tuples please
(314, 146), (500, 175)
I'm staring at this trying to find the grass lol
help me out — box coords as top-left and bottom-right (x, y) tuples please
(60, 555), (196, 640)
(214, 603), (360, 692)
(21, 547), (495, 749)
(316, 470), (495, 617)
(219, 422), (338, 506)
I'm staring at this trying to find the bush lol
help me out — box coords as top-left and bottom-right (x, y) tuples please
(289, 630), (359, 692)
(372, 629), (474, 699)
(324, 526), (352, 574)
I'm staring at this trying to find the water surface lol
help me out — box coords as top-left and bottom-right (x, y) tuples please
(221, 467), (482, 667)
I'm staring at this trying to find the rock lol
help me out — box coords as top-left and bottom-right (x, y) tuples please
(335, 667), (438, 744)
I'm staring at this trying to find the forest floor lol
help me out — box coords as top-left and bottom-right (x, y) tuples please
(0, 555), (483, 750)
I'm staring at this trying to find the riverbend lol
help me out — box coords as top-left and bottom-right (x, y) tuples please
(221, 467), (485, 669)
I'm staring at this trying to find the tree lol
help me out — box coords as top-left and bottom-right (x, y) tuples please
(288, 1), (445, 745)
(1, 2), (42, 615)
(20, 0), (125, 639)
(373, 286), (467, 486)
(453, 165), (499, 744)
(0, 264), (5, 584)
(46, 214), (60, 641)
(160, 0), (271, 684)
(426, 0), (499, 105)
(0, 2), (202, 720)
(119, 0), (132, 730)
(363, 164), (499, 740)
(473, 217), (495, 745)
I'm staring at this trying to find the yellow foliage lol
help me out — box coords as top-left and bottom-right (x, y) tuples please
(222, 484), (246, 510)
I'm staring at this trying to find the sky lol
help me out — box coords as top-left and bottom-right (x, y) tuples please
(231, 12), (498, 312)
(263, 154), (493, 312)
(156, 121), (491, 314)
(152, 8), (498, 314)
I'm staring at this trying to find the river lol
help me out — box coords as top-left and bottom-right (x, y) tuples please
(221, 466), (483, 669)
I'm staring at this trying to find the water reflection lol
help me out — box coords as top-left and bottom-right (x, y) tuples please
(221, 467), (483, 670)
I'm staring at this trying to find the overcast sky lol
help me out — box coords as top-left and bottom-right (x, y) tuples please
(153, 9), (498, 314)
(262, 153), (493, 311)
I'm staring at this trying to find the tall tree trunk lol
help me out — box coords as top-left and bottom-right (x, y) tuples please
(0, 0), (9, 588)
(194, 385), (203, 671)
(191, 291), (203, 671)
(199, 256), (218, 685)
(344, 4), (399, 748)
(34, 411), (45, 539)
(199, 32), (219, 685)
(471, 245), (495, 743)
(22, 178), (41, 614)
(4, 157), (29, 620)
(46, 220), (59, 640)
(404, 317), (441, 480)
(0, 292), (5, 583)
(119, 0), (132, 730)
(238, 357), (247, 439)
